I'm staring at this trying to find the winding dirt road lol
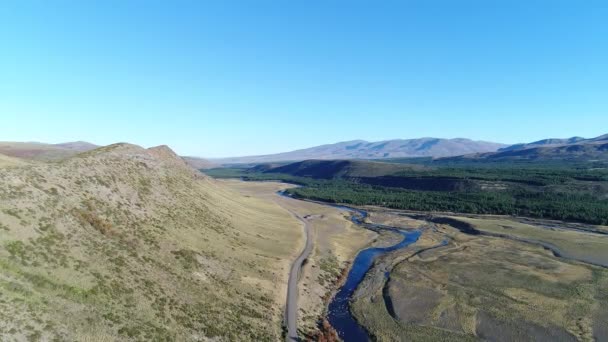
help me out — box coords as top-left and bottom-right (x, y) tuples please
(282, 207), (313, 341)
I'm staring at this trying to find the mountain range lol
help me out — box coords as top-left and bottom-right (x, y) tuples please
(3, 134), (607, 167)
(213, 138), (507, 165)
(442, 134), (608, 162)
(211, 134), (608, 165)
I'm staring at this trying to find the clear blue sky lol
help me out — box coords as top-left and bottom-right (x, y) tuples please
(2, 1), (607, 157)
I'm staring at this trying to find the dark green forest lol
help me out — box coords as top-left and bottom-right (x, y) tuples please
(204, 165), (608, 225)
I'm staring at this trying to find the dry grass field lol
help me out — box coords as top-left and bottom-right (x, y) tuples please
(0, 142), (89, 161)
(0, 154), (31, 168)
(451, 216), (608, 267)
(351, 211), (608, 342)
(218, 179), (376, 337)
(0, 144), (304, 341)
(5, 146), (606, 341)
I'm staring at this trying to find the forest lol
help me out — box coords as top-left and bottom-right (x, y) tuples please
(204, 165), (608, 225)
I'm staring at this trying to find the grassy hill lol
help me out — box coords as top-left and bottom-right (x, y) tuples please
(258, 160), (506, 192)
(0, 153), (31, 168)
(0, 141), (98, 162)
(0, 143), (301, 341)
(264, 159), (424, 179)
(181, 156), (217, 170)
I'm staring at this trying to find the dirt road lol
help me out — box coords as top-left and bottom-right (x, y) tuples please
(282, 207), (313, 341)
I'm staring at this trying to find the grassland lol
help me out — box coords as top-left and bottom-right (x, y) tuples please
(217, 179), (375, 337)
(0, 142), (89, 161)
(205, 164), (608, 341)
(349, 210), (608, 342)
(450, 216), (608, 267)
(0, 144), (305, 341)
(0, 154), (31, 168)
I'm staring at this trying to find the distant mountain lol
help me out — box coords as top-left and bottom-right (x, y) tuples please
(441, 134), (608, 162)
(182, 156), (217, 170)
(53, 141), (99, 151)
(588, 134), (608, 143)
(498, 137), (585, 152)
(0, 141), (98, 161)
(214, 138), (507, 164)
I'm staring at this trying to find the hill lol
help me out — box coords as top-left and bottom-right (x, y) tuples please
(213, 138), (506, 164)
(263, 159), (423, 179)
(181, 156), (217, 170)
(53, 141), (99, 151)
(0, 153), (31, 167)
(0, 143), (301, 340)
(258, 159), (478, 191)
(0, 141), (98, 161)
(498, 137), (585, 152)
(441, 133), (608, 163)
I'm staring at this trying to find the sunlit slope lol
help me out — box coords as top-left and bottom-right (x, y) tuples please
(0, 153), (31, 167)
(0, 143), (301, 341)
(0, 141), (98, 161)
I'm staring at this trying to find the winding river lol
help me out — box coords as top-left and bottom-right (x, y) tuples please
(327, 206), (421, 341)
(277, 191), (420, 341)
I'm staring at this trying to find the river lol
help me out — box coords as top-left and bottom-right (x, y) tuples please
(278, 191), (421, 341)
(327, 206), (421, 341)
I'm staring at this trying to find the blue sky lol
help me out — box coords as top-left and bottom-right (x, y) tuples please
(1, 1), (607, 157)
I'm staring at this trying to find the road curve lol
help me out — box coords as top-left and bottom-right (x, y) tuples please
(281, 205), (313, 341)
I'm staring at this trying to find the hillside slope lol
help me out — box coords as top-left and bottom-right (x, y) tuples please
(0, 153), (31, 168)
(442, 134), (608, 162)
(0, 141), (98, 161)
(182, 156), (217, 170)
(0, 143), (301, 341)
(214, 138), (506, 164)
(498, 137), (585, 152)
(264, 159), (423, 179)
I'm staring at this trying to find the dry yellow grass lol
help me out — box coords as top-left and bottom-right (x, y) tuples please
(452, 216), (608, 267)
(219, 179), (376, 336)
(351, 213), (608, 342)
(0, 153), (31, 167)
(0, 144), (303, 341)
(0, 141), (81, 161)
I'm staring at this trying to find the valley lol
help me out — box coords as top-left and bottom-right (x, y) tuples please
(215, 177), (608, 341)
(4, 2), (608, 340)
(203, 153), (608, 341)
(1, 137), (607, 341)
(218, 180), (375, 339)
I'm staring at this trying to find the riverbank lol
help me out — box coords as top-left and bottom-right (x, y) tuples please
(216, 180), (375, 339)
(217, 179), (608, 341)
(349, 209), (608, 341)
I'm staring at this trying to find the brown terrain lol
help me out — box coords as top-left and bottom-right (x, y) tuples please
(0, 144), (309, 340)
